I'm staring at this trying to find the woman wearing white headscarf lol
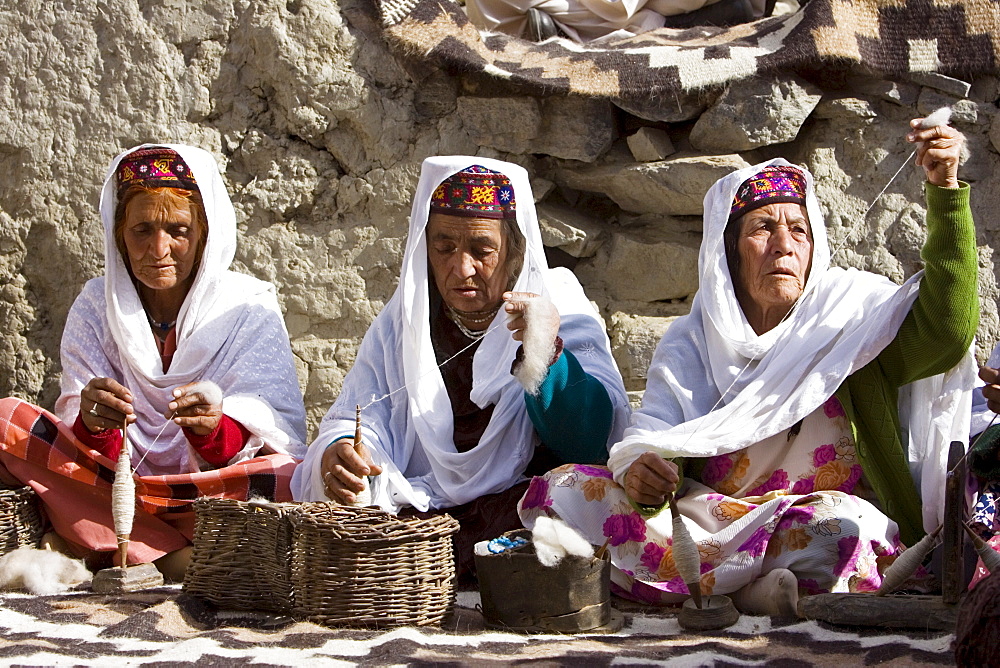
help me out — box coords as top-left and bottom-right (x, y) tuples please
(518, 119), (978, 615)
(293, 156), (629, 576)
(0, 144), (306, 578)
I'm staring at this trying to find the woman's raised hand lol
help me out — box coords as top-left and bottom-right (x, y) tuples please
(907, 118), (964, 189)
(80, 377), (135, 433)
(624, 451), (679, 506)
(168, 381), (223, 436)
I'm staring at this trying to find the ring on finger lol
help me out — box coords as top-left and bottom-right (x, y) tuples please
(88, 402), (100, 418)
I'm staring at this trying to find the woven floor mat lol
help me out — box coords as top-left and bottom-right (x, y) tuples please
(0, 586), (956, 665)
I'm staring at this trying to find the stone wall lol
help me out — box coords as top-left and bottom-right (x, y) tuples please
(2, 0), (998, 436)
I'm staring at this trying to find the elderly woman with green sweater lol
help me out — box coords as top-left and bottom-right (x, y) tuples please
(518, 116), (978, 616)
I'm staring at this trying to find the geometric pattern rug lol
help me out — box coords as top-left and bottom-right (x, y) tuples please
(0, 587), (956, 665)
(380, 0), (1000, 99)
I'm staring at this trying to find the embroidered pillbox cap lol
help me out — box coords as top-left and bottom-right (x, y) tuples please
(117, 147), (198, 197)
(729, 165), (807, 222)
(430, 165), (516, 219)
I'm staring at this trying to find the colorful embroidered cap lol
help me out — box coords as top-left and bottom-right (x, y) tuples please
(430, 165), (516, 219)
(729, 165), (807, 222)
(117, 147), (198, 197)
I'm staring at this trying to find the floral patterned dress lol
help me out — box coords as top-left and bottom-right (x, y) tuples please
(518, 397), (905, 604)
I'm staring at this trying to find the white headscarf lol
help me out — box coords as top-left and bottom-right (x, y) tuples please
(293, 156), (629, 510)
(608, 158), (974, 531)
(56, 143), (307, 475)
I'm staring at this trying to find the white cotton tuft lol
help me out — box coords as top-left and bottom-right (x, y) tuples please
(919, 107), (952, 129)
(532, 516), (566, 567)
(184, 380), (224, 406)
(0, 546), (91, 595)
(512, 295), (558, 396)
(531, 516), (593, 566)
(553, 519), (594, 559)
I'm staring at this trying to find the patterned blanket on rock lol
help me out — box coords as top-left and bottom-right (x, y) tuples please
(0, 586), (957, 665)
(377, 0), (1000, 99)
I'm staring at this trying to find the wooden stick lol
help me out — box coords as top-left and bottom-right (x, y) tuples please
(354, 404), (362, 451)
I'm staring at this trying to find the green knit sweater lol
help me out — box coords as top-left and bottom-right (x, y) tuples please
(833, 182), (977, 546)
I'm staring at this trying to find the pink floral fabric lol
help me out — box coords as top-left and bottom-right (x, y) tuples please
(519, 398), (905, 605)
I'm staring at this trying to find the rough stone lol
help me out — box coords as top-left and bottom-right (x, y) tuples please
(558, 153), (751, 215)
(535, 96), (615, 162)
(849, 77), (920, 107)
(613, 89), (717, 123)
(575, 223), (700, 302)
(536, 202), (607, 258)
(811, 96), (877, 122)
(456, 96), (542, 155)
(908, 72), (972, 99)
(609, 312), (678, 391)
(970, 76), (1000, 104)
(917, 89), (979, 125)
(627, 128), (676, 163)
(689, 75), (823, 152)
(456, 95), (614, 162)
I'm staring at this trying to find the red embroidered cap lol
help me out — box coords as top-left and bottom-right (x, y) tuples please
(430, 165), (516, 219)
(117, 147), (198, 197)
(729, 165), (807, 222)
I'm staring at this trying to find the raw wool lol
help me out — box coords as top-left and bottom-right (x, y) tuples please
(512, 295), (558, 396)
(531, 516), (594, 567)
(183, 380), (224, 407)
(0, 547), (91, 595)
(919, 107), (952, 130)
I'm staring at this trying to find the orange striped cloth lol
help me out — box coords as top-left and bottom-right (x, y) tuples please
(0, 397), (298, 562)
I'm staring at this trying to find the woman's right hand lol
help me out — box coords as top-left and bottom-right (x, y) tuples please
(625, 451), (679, 506)
(320, 438), (384, 504)
(80, 377), (135, 433)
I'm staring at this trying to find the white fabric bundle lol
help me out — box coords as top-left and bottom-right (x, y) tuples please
(608, 157), (975, 532)
(293, 156), (629, 511)
(56, 144), (306, 475)
(0, 547), (91, 595)
(531, 516), (594, 566)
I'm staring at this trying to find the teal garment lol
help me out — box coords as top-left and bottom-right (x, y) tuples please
(524, 348), (614, 465)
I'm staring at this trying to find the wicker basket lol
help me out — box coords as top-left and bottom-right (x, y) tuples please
(185, 500), (459, 628)
(0, 485), (44, 555)
(290, 504), (459, 628)
(184, 498), (296, 612)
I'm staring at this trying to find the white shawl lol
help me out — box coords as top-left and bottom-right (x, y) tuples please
(56, 143), (307, 476)
(608, 158), (974, 532)
(293, 156), (629, 511)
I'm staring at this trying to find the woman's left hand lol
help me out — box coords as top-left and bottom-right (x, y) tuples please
(907, 119), (964, 189)
(168, 382), (223, 436)
(504, 291), (560, 342)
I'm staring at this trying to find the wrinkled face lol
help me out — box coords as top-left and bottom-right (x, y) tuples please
(426, 213), (509, 315)
(736, 202), (813, 317)
(122, 191), (203, 295)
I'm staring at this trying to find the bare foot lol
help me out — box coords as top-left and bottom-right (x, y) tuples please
(153, 546), (193, 583)
(730, 568), (800, 618)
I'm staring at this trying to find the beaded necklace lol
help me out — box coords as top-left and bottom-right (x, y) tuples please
(445, 303), (500, 340)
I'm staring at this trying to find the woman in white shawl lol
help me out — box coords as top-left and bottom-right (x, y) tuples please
(518, 118), (977, 615)
(0, 144), (306, 579)
(293, 156), (629, 577)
